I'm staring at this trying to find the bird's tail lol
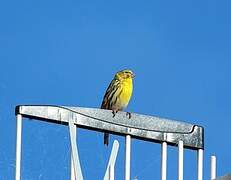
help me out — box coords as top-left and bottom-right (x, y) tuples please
(104, 133), (109, 146)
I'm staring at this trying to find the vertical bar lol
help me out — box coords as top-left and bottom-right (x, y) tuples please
(70, 158), (75, 180)
(109, 165), (114, 180)
(70, 125), (76, 180)
(161, 142), (167, 180)
(104, 140), (119, 180)
(211, 156), (216, 180)
(69, 121), (83, 180)
(197, 149), (203, 180)
(15, 114), (22, 180)
(125, 135), (131, 180)
(178, 141), (184, 180)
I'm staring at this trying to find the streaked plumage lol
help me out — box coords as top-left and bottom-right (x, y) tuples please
(101, 69), (134, 146)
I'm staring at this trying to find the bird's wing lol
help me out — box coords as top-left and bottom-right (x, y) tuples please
(101, 79), (120, 109)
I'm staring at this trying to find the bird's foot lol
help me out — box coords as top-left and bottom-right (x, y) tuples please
(112, 110), (118, 117)
(126, 112), (132, 119)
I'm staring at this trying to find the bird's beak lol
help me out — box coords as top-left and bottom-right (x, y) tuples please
(132, 73), (135, 78)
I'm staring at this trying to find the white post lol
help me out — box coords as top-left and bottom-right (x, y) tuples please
(104, 140), (119, 180)
(161, 142), (167, 180)
(178, 141), (184, 180)
(70, 125), (76, 180)
(70, 157), (75, 180)
(211, 156), (216, 180)
(69, 120), (83, 180)
(197, 149), (203, 180)
(15, 114), (22, 180)
(109, 165), (114, 180)
(125, 135), (131, 180)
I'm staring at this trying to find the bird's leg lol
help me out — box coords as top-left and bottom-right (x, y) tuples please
(126, 112), (132, 119)
(112, 110), (118, 117)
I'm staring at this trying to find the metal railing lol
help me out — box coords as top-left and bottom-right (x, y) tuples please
(15, 105), (205, 180)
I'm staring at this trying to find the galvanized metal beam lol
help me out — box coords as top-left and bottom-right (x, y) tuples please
(15, 105), (204, 150)
(215, 174), (231, 180)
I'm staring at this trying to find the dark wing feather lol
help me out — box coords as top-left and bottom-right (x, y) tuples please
(101, 79), (119, 109)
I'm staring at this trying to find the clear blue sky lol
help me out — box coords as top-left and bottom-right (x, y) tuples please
(0, 0), (231, 179)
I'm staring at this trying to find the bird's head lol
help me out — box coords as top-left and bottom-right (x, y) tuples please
(114, 69), (135, 81)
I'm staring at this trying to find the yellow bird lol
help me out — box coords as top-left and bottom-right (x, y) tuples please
(101, 69), (135, 146)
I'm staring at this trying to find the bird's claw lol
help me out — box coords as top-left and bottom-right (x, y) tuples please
(112, 110), (118, 117)
(126, 112), (132, 119)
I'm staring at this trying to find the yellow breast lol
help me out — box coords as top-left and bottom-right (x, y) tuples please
(117, 78), (133, 109)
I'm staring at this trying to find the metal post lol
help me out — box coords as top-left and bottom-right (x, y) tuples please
(178, 141), (184, 180)
(69, 120), (83, 180)
(104, 140), (119, 180)
(125, 135), (131, 180)
(70, 157), (75, 180)
(70, 125), (76, 180)
(161, 142), (167, 180)
(211, 156), (216, 180)
(15, 114), (22, 180)
(109, 165), (114, 180)
(197, 149), (203, 180)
